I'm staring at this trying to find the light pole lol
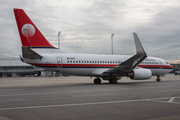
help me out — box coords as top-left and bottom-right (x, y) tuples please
(58, 31), (61, 49)
(111, 33), (115, 55)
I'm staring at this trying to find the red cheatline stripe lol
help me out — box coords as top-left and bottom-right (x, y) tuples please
(29, 63), (173, 69)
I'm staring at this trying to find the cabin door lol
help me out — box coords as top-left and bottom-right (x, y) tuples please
(57, 57), (62, 68)
(158, 59), (163, 68)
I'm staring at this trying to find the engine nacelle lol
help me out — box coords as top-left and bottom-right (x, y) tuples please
(128, 68), (152, 80)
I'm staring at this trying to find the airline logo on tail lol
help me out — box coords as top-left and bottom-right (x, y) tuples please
(21, 24), (35, 37)
(14, 8), (55, 48)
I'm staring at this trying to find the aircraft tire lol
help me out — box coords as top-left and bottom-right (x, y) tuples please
(156, 78), (161, 82)
(94, 78), (101, 84)
(109, 78), (117, 84)
(156, 76), (161, 82)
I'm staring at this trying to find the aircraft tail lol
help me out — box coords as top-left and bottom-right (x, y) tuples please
(13, 8), (55, 48)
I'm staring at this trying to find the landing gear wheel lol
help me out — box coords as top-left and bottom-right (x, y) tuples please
(156, 76), (161, 82)
(109, 78), (117, 84)
(94, 78), (101, 84)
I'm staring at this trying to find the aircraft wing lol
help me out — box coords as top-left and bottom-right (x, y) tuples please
(103, 33), (147, 74)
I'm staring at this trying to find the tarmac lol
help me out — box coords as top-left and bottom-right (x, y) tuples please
(0, 74), (180, 120)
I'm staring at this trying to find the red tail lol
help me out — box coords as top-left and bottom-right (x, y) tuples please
(14, 8), (55, 48)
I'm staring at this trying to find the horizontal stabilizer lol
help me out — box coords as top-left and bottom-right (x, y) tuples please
(22, 47), (43, 59)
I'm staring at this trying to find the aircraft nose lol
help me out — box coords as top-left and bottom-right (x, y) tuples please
(169, 65), (173, 72)
(170, 64), (173, 69)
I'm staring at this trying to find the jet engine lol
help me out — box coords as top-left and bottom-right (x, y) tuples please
(128, 68), (152, 80)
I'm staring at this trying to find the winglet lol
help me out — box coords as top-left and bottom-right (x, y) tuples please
(133, 32), (146, 56)
(103, 32), (148, 74)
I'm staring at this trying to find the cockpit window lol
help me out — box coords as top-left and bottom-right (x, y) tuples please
(165, 62), (169, 64)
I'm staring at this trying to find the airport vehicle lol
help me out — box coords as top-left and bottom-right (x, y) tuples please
(13, 8), (173, 84)
(175, 70), (180, 75)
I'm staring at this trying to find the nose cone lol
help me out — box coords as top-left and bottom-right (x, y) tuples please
(168, 65), (174, 73)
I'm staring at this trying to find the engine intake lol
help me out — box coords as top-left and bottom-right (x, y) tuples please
(128, 68), (152, 80)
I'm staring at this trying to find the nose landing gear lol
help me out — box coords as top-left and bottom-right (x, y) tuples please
(156, 75), (161, 82)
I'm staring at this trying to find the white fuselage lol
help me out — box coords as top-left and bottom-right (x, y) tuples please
(23, 49), (173, 77)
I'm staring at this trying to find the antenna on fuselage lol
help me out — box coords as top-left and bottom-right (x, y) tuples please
(58, 31), (61, 49)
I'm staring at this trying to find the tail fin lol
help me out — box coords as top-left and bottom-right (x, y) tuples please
(13, 8), (55, 48)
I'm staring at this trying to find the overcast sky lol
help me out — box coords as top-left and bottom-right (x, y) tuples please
(0, 0), (180, 60)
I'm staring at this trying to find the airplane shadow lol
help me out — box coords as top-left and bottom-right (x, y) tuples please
(4, 80), (174, 89)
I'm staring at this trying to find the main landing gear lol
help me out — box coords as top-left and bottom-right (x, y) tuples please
(93, 77), (117, 84)
(94, 77), (101, 84)
(156, 75), (161, 82)
(109, 78), (117, 84)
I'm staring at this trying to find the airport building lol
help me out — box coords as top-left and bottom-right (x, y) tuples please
(0, 56), (43, 77)
(167, 60), (180, 73)
(171, 64), (180, 71)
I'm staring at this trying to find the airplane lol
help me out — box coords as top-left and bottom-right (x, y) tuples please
(13, 8), (173, 84)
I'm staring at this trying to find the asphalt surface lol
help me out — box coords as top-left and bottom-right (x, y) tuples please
(0, 74), (180, 120)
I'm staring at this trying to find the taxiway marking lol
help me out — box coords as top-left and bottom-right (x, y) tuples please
(0, 99), (26, 102)
(168, 97), (175, 103)
(0, 96), (180, 111)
